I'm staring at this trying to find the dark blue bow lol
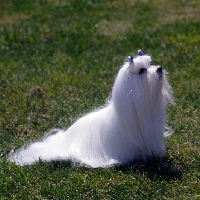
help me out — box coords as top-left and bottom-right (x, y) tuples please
(138, 50), (146, 56)
(128, 56), (134, 62)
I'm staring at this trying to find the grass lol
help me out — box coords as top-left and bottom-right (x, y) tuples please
(0, 0), (199, 199)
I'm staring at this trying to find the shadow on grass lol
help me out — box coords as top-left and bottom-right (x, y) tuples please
(114, 156), (182, 181)
(45, 155), (182, 182)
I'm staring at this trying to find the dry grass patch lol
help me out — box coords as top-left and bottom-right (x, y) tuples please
(47, 0), (60, 4)
(105, 0), (150, 9)
(0, 13), (31, 25)
(96, 19), (133, 37)
(105, 0), (137, 8)
(156, 0), (200, 24)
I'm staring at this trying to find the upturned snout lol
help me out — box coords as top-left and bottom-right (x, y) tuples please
(156, 66), (162, 76)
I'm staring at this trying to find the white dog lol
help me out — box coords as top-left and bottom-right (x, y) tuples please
(9, 50), (174, 168)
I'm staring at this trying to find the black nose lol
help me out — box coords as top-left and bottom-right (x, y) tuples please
(156, 66), (162, 75)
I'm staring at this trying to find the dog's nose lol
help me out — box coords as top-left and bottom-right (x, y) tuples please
(156, 66), (162, 75)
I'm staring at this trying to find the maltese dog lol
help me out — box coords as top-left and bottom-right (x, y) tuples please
(9, 50), (174, 168)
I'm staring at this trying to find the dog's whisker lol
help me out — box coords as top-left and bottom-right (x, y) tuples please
(127, 89), (133, 97)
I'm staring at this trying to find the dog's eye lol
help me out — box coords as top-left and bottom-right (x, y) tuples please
(138, 68), (147, 76)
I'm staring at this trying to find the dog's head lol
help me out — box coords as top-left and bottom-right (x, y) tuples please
(129, 55), (163, 102)
(111, 51), (174, 109)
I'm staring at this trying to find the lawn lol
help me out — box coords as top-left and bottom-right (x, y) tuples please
(0, 0), (200, 199)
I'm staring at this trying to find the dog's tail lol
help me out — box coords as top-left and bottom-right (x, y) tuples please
(9, 129), (69, 166)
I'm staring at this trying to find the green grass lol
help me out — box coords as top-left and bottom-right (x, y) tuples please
(0, 0), (200, 199)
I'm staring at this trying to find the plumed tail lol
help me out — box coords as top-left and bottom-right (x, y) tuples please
(9, 129), (67, 166)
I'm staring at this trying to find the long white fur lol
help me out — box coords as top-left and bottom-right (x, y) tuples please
(9, 54), (174, 168)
